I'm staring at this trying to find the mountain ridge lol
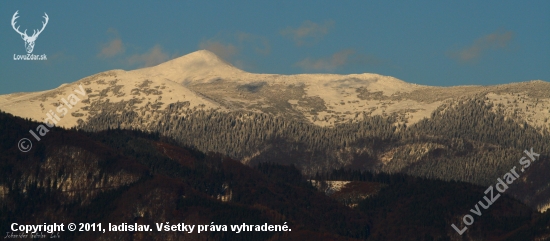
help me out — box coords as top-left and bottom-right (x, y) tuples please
(2, 50), (550, 214)
(0, 50), (549, 130)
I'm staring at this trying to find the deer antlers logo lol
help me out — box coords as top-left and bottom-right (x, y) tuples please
(11, 10), (49, 54)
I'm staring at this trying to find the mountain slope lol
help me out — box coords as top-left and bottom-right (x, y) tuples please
(76, 96), (550, 213)
(2, 50), (550, 212)
(2, 50), (549, 130)
(2, 111), (549, 241)
(0, 111), (371, 240)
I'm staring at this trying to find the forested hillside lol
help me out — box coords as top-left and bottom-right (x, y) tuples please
(0, 111), (369, 240)
(1, 111), (550, 240)
(78, 97), (550, 211)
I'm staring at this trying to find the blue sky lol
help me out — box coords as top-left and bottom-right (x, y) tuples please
(1, 1), (549, 94)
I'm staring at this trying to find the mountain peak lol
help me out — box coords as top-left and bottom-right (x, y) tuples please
(185, 49), (227, 61)
(135, 49), (245, 83)
(172, 49), (231, 66)
(162, 49), (238, 69)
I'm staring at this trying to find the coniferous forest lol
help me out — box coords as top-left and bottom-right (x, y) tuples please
(1, 111), (550, 240)
(78, 97), (550, 211)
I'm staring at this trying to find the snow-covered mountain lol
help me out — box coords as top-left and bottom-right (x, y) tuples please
(2, 50), (550, 213)
(1, 50), (549, 131)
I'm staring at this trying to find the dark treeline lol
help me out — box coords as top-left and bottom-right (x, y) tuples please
(78, 97), (550, 188)
(252, 163), (550, 240)
(409, 97), (549, 152)
(76, 97), (550, 212)
(2, 111), (550, 240)
(0, 112), (371, 240)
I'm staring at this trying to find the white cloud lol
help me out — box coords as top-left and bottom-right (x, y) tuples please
(281, 20), (334, 46)
(197, 32), (270, 70)
(127, 45), (170, 67)
(450, 30), (514, 62)
(295, 49), (380, 72)
(198, 40), (238, 61)
(98, 28), (124, 58)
